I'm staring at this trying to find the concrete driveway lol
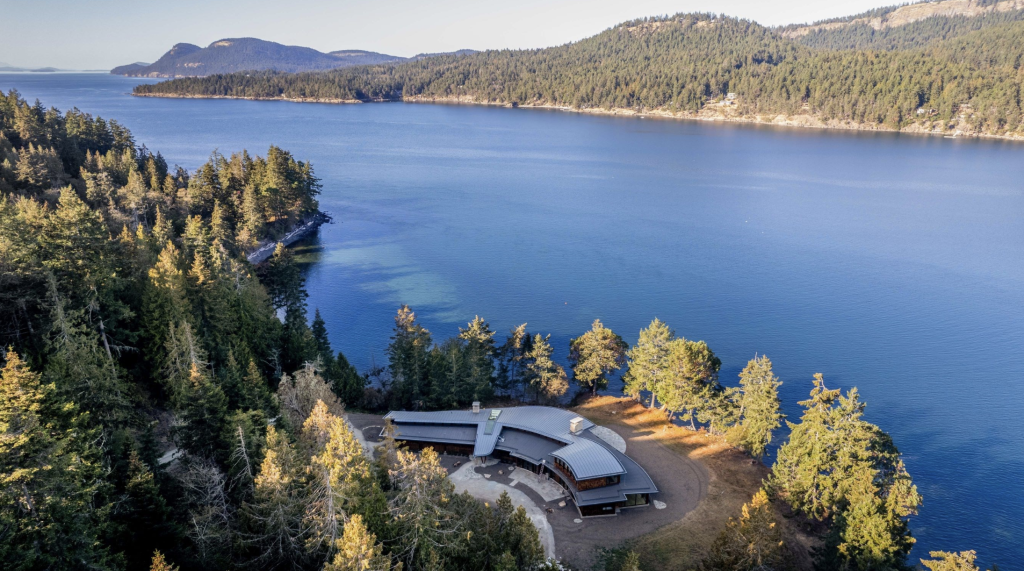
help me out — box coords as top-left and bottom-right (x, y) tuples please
(448, 461), (557, 559)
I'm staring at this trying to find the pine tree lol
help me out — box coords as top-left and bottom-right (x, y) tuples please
(324, 514), (396, 571)
(144, 241), (191, 365)
(244, 425), (306, 568)
(623, 318), (673, 405)
(389, 447), (462, 568)
(277, 362), (344, 431)
(174, 363), (229, 459)
(111, 450), (177, 570)
(387, 305), (432, 409)
(522, 334), (568, 404)
(458, 315), (497, 402)
(301, 400), (372, 558)
(312, 308), (335, 367)
(921, 551), (983, 571)
(732, 355), (783, 459)
(701, 490), (784, 571)
(0, 350), (113, 570)
(770, 375), (920, 571)
(568, 319), (628, 395)
(658, 338), (722, 429)
(495, 323), (527, 398)
(149, 550), (180, 571)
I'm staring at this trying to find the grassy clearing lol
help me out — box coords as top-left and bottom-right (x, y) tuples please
(572, 396), (816, 571)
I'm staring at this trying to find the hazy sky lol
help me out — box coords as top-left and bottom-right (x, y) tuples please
(2, 0), (897, 69)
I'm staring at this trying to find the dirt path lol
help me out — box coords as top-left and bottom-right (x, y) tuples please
(573, 397), (815, 571)
(549, 411), (710, 569)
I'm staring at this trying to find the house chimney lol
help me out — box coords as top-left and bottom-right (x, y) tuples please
(472, 401), (481, 414)
(569, 417), (584, 434)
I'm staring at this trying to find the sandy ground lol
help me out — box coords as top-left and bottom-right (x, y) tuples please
(573, 397), (816, 571)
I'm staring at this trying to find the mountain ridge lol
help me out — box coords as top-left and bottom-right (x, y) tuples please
(134, 12), (1024, 139)
(781, 0), (1024, 37)
(111, 38), (476, 77)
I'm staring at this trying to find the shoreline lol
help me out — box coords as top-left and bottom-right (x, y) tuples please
(132, 91), (1024, 142)
(245, 212), (331, 264)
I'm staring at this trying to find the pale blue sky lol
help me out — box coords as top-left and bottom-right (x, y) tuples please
(2, 0), (896, 69)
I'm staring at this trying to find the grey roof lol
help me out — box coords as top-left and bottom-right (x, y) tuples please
(495, 428), (566, 465)
(551, 438), (624, 479)
(385, 406), (658, 506)
(385, 406), (595, 457)
(390, 423), (476, 445)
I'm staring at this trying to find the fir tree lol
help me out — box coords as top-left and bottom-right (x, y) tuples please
(731, 355), (783, 459)
(174, 363), (229, 460)
(568, 319), (627, 395)
(700, 489), (784, 571)
(324, 514), (396, 571)
(0, 350), (113, 570)
(387, 305), (432, 409)
(522, 334), (569, 404)
(623, 318), (674, 406)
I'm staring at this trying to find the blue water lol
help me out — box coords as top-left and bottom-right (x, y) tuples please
(4, 73), (1023, 567)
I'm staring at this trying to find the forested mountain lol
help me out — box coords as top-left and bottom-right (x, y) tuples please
(135, 12), (1024, 137)
(781, 0), (1024, 50)
(110, 38), (407, 77)
(780, 0), (1024, 38)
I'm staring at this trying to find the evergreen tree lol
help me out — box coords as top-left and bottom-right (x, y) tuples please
(623, 318), (673, 406)
(458, 315), (497, 402)
(301, 400), (372, 558)
(770, 375), (921, 571)
(495, 323), (527, 398)
(277, 362), (344, 432)
(700, 489), (784, 571)
(149, 550), (180, 571)
(731, 355), (783, 459)
(244, 425), (306, 569)
(387, 305), (432, 409)
(568, 319), (628, 395)
(324, 514), (397, 571)
(389, 447), (462, 568)
(174, 363), (229, 460)
(110, 450), (177, 570)
(0, 350), (113, 570)
(522, 334), (569, 404)
(658, 338), (722, 429)
(921, 551), (983, 571)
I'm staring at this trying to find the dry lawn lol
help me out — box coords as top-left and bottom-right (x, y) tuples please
(572, 396), (816, 571)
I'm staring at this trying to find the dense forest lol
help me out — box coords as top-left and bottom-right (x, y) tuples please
(0, 90), (995, 571)
(785, 9), (1024, 50)
(135, 11), (1024, 137)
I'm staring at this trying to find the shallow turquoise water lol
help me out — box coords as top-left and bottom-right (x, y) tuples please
(4, 73), (1023, 567)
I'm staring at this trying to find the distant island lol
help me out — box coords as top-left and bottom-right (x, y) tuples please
(133, 0), (1024, 140)
(110, 37), (478, 77)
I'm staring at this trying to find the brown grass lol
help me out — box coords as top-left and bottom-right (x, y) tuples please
(572, 396), (816, 571)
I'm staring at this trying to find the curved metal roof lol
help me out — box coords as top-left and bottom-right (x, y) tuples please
(385, 406), (595, 456)
(385, 406), (658, 506)
(551, 438), (625, 479)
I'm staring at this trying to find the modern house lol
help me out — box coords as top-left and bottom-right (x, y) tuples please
(384, 404), (659, 517)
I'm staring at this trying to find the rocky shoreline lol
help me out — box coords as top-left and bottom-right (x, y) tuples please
(132, 92), (1024, 142)
(246, 212), (331, 264)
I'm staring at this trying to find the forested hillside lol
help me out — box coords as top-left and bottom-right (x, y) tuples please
(111, 38), (406, 77)
(0, 91), (554, 571)
(786, 8), (1024, 49)
(134, 13), (1024, 137)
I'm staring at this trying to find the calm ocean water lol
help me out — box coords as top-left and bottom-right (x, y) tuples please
(4, 73), (1022, 567)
